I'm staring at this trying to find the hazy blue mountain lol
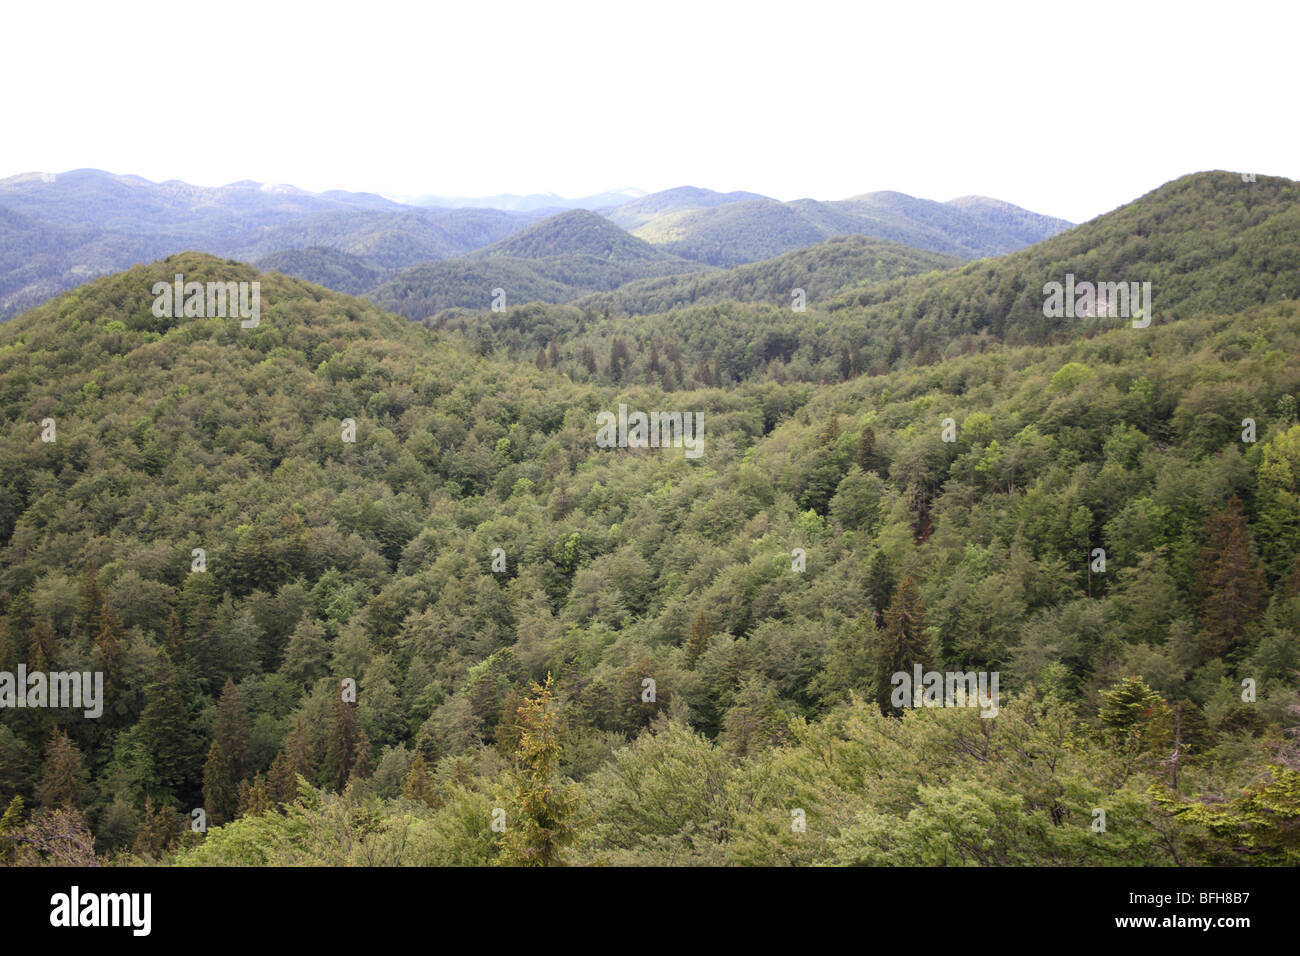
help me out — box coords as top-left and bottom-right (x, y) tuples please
(0, 168), (404, 236)
(469, 209), (680, 262)
(400, 187), (646, 212)
(221, 207), (544, 270)
(603, 186), (770, 230)
(0, 172), (549, 314)
(631, 190), (1073, 266)
(0, 169), (1072, 318)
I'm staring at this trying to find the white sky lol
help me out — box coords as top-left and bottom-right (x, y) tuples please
(3, 0), (1296, 223)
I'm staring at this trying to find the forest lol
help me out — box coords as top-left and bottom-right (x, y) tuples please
(0, 170), (1296, 867)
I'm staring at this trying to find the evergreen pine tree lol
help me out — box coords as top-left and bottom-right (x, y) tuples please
(1193, 496), (1268, 663)
(37, 729), (87, 809)
(497, 675), (578, 866)
(874, 576), (932, 714)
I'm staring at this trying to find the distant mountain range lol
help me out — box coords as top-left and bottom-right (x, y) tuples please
(0, 169), (1073, 318)
(633, 191), (1074, 266)
(390, 187), (648, 212)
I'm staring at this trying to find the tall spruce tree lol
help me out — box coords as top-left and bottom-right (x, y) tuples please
(497, 675), (578, 866)
(1193, 496), (1268, 663)
(874, 576), (932, 714)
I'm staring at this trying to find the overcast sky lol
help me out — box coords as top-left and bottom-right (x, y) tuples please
(5, 0), (1296, 223)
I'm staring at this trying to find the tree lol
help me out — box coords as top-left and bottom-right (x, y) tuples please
(37, 729), (88, 810)
(93, 607), (126, 722)
(270, 716), (316, 802)
(324, 695), (372, 792)
(237, 775), (273, 817)
(684, 613), (712, 668)
(132, 795), (179, 860)
(857, 425), (884, 475)
(497, 675), (578, 866)
(401, 752), (439, 807)
(1192, 496), (1268, 663)
(137, 656), (199, 801)
(211, 678), (253, 781)
(866, 551), (896, 625)
(202, 739), (239, 825)
(874, 576), (932, 714)
(1151, 764), (1300, 864)
(280, 616), (330, 687)
(202, 679), (253, 825)
(0, 795), (23, 864)
(1099, 675), (1172, 759)
(720, 677), (787, 758)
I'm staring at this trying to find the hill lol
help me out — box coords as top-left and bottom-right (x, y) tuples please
(573, 234), (961, 316)
(604, 186), (769, 230)
(633, 191), (1073, 266)
(470, 209), (677, 262)
(402, 187), (646, 212)
(0, 246), (1296, 867)
(223, 207), (542, 270)
(370, 211), (710, 318)
(0, 171), (547, 317)
(945, 194), (1079, 248)
(0, 168), (403, 235)
(255, 247), (385, 295)
(477, 171), (1299, 387)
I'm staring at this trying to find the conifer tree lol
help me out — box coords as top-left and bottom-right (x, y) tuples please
(138, 656), (198, 799)
(0, 795), (23, 864)
(92, 605), (125, 723)
(866, 550), (896, 625)
(874, 576), (932, 714)
(37, 729), (87, 810)
(325, 695), (371, 791)
(132, 795), (178, 859)
(401, 752), (439, 807)
(211, 678), (252, 781)
(270, 715), (316, 801)
(202, 738), (238, 825)
(497, 675), (578, 866)
(1099, 675), (1173, 760)
(857, 425), (880, 474)
(237, 774), (273, 817)
(27, 619), (56, 673)
(1193, 496), (1268, 663)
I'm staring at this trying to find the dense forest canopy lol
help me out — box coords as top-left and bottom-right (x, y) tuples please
(0, 171), (1297, 867)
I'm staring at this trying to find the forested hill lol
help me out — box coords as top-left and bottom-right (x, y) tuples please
(572, 234), (961, 316)
(0, 233), (1297, 865)
(469, 209), (674, 262)
(367, 211), (711, 318)
(445, 171), (1300, 389)
(828, 171), (1300, 355)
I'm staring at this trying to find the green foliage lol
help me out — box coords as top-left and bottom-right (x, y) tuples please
(1, 173), (1298, 866)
